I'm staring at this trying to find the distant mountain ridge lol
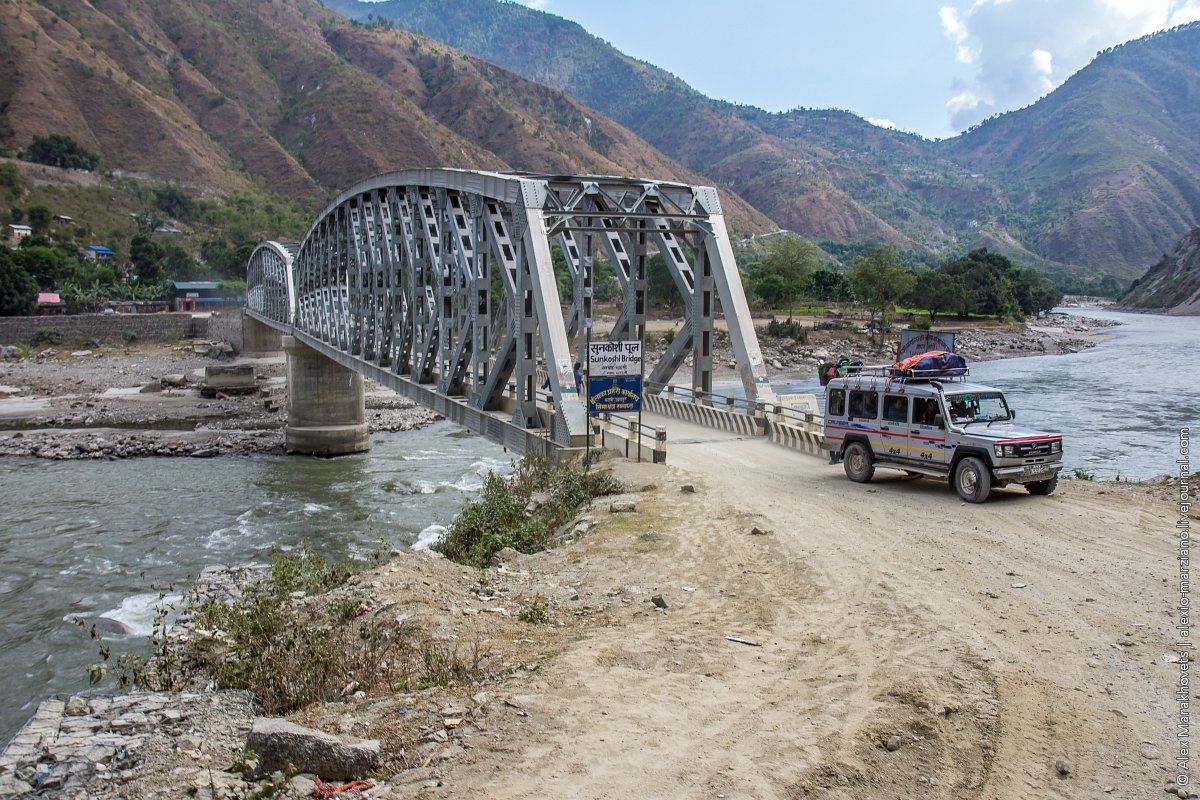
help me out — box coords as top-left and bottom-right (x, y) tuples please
(0, 0), (773, 234)
(328, 0), (1200, 282)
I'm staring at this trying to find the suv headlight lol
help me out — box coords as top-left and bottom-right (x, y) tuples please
(995, 444), (1019, 458)
(1050, 439), (1062, 454)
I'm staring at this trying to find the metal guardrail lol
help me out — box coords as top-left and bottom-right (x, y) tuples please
(644, 379), (826, 456)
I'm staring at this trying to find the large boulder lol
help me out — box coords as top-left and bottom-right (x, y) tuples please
(244, 718), (378, 781)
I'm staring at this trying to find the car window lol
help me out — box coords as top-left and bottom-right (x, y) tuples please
(884, 395), (907, 423)
(828, 388), (845, 417)
(947, 392), (1010, 423)
(848, 390), (878, 420)
(912, 398), (942, 428)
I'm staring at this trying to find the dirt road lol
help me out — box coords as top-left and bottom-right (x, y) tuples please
(423, 415), (1182, 799)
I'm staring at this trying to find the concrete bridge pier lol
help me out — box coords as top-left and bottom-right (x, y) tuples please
(283, 335), (370, 456)
(243, 314), (284, 354)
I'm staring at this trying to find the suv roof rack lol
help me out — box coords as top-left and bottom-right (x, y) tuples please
(837, 364), (970, 382)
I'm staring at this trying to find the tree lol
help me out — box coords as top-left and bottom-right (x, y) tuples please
(940, 248), (1021, 319)
(0, 251), (38, 316)
(808, 268), (851, 303)
(130, 234), (165, 283)
(0, 162), (23, 197)
(23, 134), (99, 171)
(646, 253), (688, 312)
(25, 205), (52, 235)
(748, 236), (818, 313)
(13, 245), (69, 290)
(908, 269), (966, 324)
(1010, 267), (1062, 317)
(161, 243), (199, 280)
(153, 186), (195, 222)
(201, 238), (257, 280)
(129, 211), (164, 234)
(848, 245), (917, 347)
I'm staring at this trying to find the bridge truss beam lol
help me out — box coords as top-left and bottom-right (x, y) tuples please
(247, 169), (774, 448)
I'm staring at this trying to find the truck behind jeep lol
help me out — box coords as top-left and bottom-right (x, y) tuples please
(821, 362), (1063, 503)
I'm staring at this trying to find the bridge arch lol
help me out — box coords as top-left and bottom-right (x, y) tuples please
(246, 168), (774, 453)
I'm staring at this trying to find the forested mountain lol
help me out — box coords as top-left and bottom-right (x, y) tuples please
(0, 0), (773, 235)
(1117, 227), (1200, 313)
(327, 0), (1200, 283)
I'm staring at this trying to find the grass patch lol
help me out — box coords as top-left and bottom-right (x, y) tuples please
(434, 454), (624, 569)
(91, 548), (491, 716)
(635, 530), (664, 550)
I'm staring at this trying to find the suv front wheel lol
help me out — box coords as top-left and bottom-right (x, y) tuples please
(1026, 475), (1058, 496)
(843, 442), (875, 483)
(954, 456), (992, 503)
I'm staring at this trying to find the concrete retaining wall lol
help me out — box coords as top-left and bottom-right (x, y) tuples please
(0, 313), (208, 345)
(206, 310), (246, 352)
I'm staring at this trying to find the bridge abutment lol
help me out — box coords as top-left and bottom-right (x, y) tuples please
(283, 335), (370, 456)
(243, 315), (284, 354)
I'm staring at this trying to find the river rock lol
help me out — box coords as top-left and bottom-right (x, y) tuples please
(244, 717), (379, 781)
(81, 616), (134, 635)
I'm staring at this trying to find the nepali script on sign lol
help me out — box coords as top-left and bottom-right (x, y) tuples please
(587, 340), (642, 377)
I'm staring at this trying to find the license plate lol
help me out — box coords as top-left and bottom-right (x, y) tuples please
(1022, 465), (1053, 479)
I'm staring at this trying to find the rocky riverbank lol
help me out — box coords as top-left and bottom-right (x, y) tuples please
(0, 341), (438, 460)
(693, 311), (1120, 379)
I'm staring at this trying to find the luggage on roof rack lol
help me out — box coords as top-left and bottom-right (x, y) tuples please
(889, 350), (968, 379)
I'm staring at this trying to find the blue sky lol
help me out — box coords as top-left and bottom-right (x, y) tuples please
(511, 0), (1200, 140)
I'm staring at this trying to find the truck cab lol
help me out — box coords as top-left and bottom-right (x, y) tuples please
(821, 364), (1063, 503)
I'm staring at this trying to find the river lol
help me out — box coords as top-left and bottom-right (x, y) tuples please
(0, 421), (510, 743)
(1, 308), (1195, 745)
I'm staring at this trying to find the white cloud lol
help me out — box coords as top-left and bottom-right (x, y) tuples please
(939, 0), (1200, 133)
(521, 0), (552, 8)
(1030, 48), (1054, 93)
(939, 6), (977, 63)
(868, 117), (897, 129)
(946, 89), (985, 117)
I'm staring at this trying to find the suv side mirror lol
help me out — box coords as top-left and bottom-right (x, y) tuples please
(933, 414), (944, 428)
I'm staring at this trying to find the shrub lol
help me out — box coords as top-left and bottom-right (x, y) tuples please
(434, 455), (623, 568)
(765, 318), (808, 343)
(908, 318), (931, 331)
(122, 330), (139, 344)
(86, 548), (494, 715)
(33, 326), (63, 344)
(518, 593), (551, 625)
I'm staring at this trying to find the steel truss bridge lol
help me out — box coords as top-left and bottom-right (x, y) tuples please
(246, 168), (785, 455)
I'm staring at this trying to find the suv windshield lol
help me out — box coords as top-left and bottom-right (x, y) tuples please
(945, 391), (1011, 423)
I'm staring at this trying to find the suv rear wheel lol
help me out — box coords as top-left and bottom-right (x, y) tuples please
(1026, 475), (1058, 496)
(843, 442), (875, 483)
(954, 456), (992, 503)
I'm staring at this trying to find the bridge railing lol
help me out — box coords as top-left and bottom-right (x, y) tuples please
(591, 414), (668, 463)
(643, 379), (826, 456)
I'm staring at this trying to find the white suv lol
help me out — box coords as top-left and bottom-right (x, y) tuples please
(821, 368), (1063, 503)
